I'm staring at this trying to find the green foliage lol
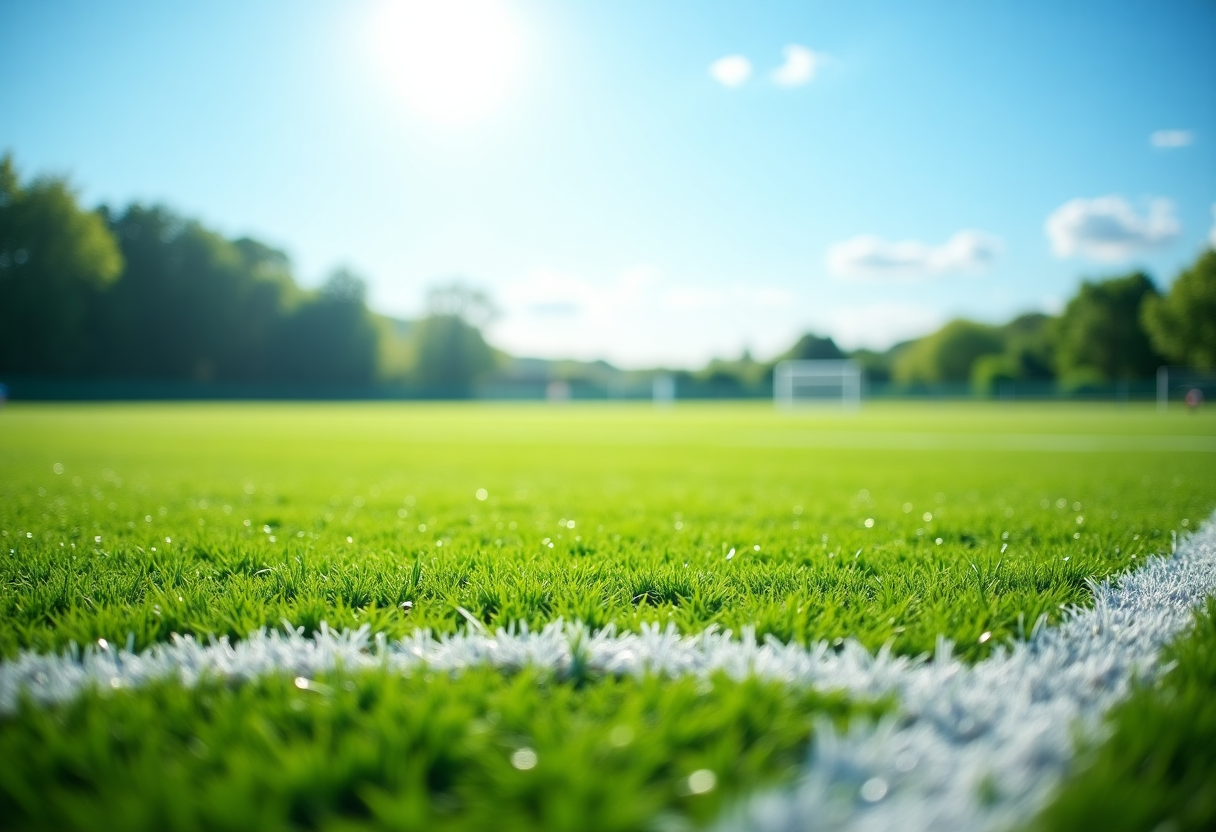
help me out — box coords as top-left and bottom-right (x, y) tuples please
(272, 270), (380, 385)
(893, 320), (1004, 384)
(1033, 597), (1216, 832)
(96, 205), (297, 381)
(1142, 248), (1216, 370)
(970, 314), (1056, 393)
(1053, 273), (1164, 382)
(412, 315), (496, 391)
(0, 154), (124, 376)
(783, 333), (846, 362)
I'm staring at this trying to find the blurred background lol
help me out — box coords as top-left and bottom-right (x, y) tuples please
(1, 0), (1214, 401)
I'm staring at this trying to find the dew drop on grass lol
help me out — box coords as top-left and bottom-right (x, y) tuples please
(726, 547), (735, 560)
(53, 463), (63, 474)
(923, 512), (933, 522)
(864, 518), (874, 528)
(860, 777), (888, 802)
(476, 488), (488, 501)
(935, 538), (943, 545)
(608, 725), (634, 747)
(979, 631), (992, 643)
(686, 769), (717, 795)
(510, 748), (538, 770)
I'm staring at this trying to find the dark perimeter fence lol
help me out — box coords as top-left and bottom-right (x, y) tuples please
(3, 373), (1213, 404)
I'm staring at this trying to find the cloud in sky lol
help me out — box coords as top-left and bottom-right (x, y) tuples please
(771, 45), (823, 87)
(826, 230), (1002, 280)
(709, 55), (751, 88)
(1150, 129), (1195, 148)
(1045, 195), (1179, 261)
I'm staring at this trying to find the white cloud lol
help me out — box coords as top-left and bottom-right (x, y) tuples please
(771, 45), (824, 87)
(826, 230), (1002, 280)
(709, 55), (751, 88)
(1150, 130), (1195, 148)
(1045, 195), (1179, 261)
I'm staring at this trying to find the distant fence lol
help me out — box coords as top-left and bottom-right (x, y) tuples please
(0, 375), (1188, 403)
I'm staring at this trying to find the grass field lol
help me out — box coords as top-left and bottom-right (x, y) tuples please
(1, 401), (1214, 831)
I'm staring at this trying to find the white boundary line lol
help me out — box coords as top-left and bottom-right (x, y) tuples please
(1, 519), (1214, 832)
(717, 520), (1216, 832)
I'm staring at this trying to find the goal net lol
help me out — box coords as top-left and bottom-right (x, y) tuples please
(774, 359), (863, 409)
(1157, 366), (1216, 410)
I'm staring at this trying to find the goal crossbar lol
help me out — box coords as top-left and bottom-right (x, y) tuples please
(774, 359), (863, 409)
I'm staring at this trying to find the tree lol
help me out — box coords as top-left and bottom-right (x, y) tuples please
(1052, 273), (1164, 381)
(783, 333), (845, 361)
(411, 281), (497, 392)
(0, 155), (123, 375)
(271, 269), (380, 385)
(96, 205), (298, 381)
(892, 319), (1004, 384)
(1142, 249), (1216, 370)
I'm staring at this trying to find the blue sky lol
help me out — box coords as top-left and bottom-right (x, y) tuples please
(2, 0), (1214, 367)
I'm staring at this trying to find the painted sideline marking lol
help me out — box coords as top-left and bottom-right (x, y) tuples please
(716, 517), (1216, 832)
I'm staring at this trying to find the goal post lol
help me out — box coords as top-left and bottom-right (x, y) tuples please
(774, 359), (863, 409)
(1157, 366), (1216, 411)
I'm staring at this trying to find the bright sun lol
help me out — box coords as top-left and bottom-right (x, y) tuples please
(375, 0), (524, 124)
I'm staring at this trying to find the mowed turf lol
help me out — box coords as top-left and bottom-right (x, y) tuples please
(0, 401), (1214, 831)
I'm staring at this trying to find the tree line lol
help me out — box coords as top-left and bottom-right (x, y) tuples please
(0, 156), (495, 390)
(866, 251), (1214, 390)
(678, 249), (1214, 395)
(2, 153), (1213, 395)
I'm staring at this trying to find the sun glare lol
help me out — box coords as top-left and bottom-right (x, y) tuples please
(375, 0), (524, 124)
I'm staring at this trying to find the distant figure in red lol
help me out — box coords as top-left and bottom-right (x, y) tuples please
(1185, 388), (1204, 410)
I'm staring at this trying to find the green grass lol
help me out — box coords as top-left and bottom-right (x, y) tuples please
(0, 401), (1213, 830)
(0, 667), (882, 832)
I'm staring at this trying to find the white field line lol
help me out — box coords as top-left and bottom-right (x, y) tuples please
(717, 519), (1216, 832)
(1, 520), (1214, 832)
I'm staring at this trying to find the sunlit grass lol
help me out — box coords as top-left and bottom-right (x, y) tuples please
(1, 403), (1211, 660)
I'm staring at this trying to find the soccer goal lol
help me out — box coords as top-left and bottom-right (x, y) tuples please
(1157, 366), (1216, 410)
(774, 359), (863, 409)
